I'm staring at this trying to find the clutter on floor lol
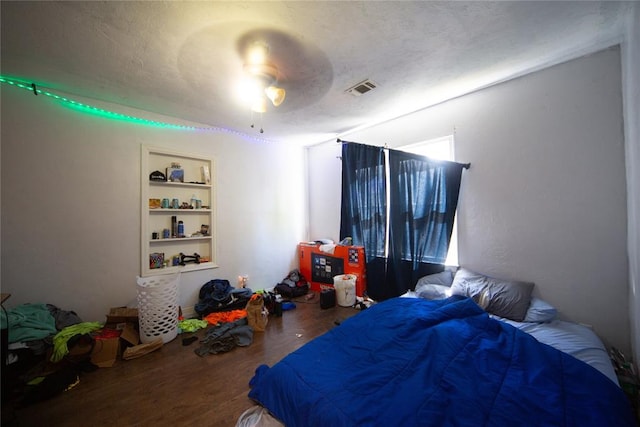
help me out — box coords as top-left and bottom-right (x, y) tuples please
(1, 271), (370, 413)
(194, 317), (254, 356)
(0, 303), (154, 408)
(195, 279), (254, 317)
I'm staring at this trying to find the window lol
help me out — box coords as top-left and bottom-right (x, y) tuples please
(340, 138), (464, 299)
(398, 135), (458, 266)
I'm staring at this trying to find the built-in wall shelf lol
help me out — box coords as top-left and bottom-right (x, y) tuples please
(141, 145), (218, 276)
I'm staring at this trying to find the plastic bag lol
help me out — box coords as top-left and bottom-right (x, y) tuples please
(235, 405), (284, 427)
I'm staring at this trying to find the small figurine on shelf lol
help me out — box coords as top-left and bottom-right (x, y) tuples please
(190, 224), (210, 237)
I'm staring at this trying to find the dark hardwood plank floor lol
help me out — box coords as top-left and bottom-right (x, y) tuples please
(3, 294), (359, 427)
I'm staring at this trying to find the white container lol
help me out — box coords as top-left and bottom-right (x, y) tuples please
(136, 273), (180, 343)
(333, 274), (357, 307)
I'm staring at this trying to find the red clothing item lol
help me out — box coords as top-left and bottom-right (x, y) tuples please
(203, 309), (247, 325)
(95, 328), (121, 339)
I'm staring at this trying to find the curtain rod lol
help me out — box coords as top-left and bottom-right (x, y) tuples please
(336, 138), (471, 170)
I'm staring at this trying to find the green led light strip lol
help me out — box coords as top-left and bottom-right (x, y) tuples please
(0, 76), (272, 143)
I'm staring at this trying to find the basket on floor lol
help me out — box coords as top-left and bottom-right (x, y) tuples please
(136, 273), (180, 343)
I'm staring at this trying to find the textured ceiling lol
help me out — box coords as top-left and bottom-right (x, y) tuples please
(0, 1), (631, 145)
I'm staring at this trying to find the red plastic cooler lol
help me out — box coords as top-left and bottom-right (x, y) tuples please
(298, 242), (367, 297)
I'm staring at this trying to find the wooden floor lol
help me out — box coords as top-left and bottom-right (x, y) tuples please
(3, 294), (359, 427)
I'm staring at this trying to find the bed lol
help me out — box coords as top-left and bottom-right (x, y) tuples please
(242, 269), (636, 427)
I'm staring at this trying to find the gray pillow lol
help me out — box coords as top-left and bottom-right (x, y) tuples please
(415, 270), (454, 288)
(451, 268), (534, 321)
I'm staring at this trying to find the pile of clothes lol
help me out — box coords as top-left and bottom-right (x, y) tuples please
(194, 279), (253, 317)
(191, 279), (255, 357)
(1, 303), (101, 406)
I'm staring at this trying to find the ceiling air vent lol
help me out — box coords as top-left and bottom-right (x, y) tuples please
(345, 79), (378, 96)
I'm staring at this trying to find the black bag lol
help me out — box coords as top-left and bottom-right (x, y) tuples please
(261, 291), (277, 315)
(320, 288), (336, 309)
(274, 282), (309, 299)
(274, 269), (309, 299)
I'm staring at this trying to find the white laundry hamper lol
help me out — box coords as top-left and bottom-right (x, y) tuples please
(333, 274), (357, 307)
(136, 273), (180, 343)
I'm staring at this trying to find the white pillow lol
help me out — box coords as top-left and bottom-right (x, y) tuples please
(414, 270), (454, 300)
(523, 297), (558, 323)
(415, 284), (452, 300)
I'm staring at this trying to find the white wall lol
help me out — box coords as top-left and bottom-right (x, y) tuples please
(622, 1), (640, 367)
(308, 47), (631, 355)
(0, 86), (307, 322)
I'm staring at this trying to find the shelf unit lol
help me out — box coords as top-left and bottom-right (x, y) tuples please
(141, 145), (217, 276)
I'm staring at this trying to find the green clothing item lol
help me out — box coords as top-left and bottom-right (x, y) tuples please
(178, 319), (208, 333)
(0, 303), (58, 343)
(50, 322), (103, 362)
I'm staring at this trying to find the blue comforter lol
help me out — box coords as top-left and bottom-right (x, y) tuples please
(249, 296), (635, 426)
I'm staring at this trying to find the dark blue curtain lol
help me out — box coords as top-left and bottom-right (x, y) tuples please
(339, 142), (387, 300)
(387, 149), (465, 295)
(340, 142), (466, 301)
(339, 142), (386, 261)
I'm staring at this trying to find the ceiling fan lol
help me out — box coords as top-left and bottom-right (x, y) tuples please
(234, 29), (332, 134)
(242, 42), (286, 114)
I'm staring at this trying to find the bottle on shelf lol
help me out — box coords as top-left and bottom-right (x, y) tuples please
(178, 221), (185, 237)
(171, 216), (177, 238)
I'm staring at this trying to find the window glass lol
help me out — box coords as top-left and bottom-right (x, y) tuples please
(399, 136), (459, 266)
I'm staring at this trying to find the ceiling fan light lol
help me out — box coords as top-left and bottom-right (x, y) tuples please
(251, 97), (268, 113)
(247, 42), (269, 65)
(266, 86), (286, 107)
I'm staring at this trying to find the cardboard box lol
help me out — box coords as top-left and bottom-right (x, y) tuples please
(106, 307), (139, 325)
(106, 307), (139, 323)
(67, 335), (94, 359)
(149, 252), (164, 270)
(93, 308), (155, 367)
(119, 322), (140, 346)
(89, 322), (141, 368)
